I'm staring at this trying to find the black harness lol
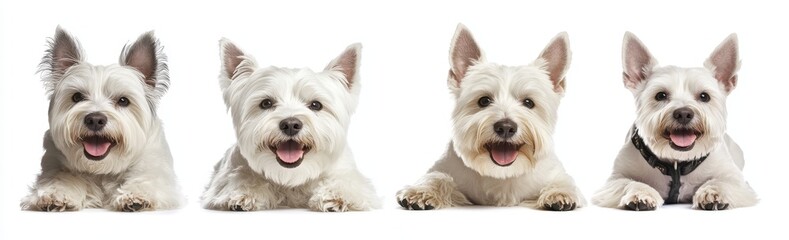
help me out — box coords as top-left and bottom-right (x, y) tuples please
(631, 127), (709, 204)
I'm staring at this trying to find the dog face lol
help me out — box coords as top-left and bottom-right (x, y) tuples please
(447, 25), (570, 179)
(219, 39), (360, 187)
(41, 27), (169, 174)
(622, 32), (740, 160)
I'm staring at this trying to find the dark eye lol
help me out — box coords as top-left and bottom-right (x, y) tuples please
(309, 101), (323, 111)
(699, 92), (710, 102)
(72, 92), (84, 103)
(117, 97), (130, 107)
(478, 96), (492, 108)
(260, 99), (274, 109)
(523, 98), (535, 109)
(655, 92), (668, 101)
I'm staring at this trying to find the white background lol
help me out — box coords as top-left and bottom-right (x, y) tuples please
(2, 0), (787, 239)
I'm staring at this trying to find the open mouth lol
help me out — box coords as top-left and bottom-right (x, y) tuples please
(663, 128), (702, 152)
(485, 142), (522, 167)
(81, 135), (116, 161)
(270, 140), (311, 168)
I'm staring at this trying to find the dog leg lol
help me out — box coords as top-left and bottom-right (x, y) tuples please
(693, 176), (758, 210)
(308, 169), (378, 212)
(108, 162), (182, 212)
(201, 157), (279, 211)
(395, 171), (470, 210)
(535, 176), (583, 211)
(593, 175), (663, 211)
(21, 169), (100, 211)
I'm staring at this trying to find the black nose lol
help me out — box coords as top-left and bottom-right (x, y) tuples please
(83, 112), (107, 131)
(672, 107), (694, 125)
(493, 119), (517, 139)
(279, 117), (303, 136)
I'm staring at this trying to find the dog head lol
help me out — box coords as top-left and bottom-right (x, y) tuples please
(447, 24), (570, 179)
(219, 39), (360, 187)
(40, 26), (168, 174)
(622, 32), (739, 160)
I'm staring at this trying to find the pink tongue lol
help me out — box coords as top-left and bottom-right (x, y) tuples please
(83, 141), (111, 157)
(491, 149), (518, 165)
(670, 133), (697, 147)
(276, 141), (305, 163)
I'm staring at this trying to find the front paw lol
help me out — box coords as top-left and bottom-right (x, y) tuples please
(21, 193), (79, 212)
(224, 194), (262, 211)
(309, 191), (353, 212)
(694, 185), (730, 210)
(313, 197), (350, 212)
(538, 190), (578, 211)
(396, 186), (449, 210)
(203, 191), (275, 211)
(113, 193), (152, 212)
(620, 187), (662, 211)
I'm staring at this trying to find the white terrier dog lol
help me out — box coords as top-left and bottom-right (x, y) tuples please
(201, 39), (378, 212)
(20, 26), (182, 212)
(396, 24), (584, 211)
(592, 32), (758, 210)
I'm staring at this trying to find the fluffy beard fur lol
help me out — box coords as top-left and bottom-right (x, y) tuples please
(20, 26), (182, 212)
(592, 32), (758, 210)
(396, 24), (584, 211)
(201, 39), (379, 212)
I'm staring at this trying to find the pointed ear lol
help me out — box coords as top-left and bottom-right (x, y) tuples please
(218, 38), (256, 92)
(704, 33), (740, 93)
(325, 43), (361, 90)
(120, 31), (169, 96)
(622, 32), (657, 90)
(40, 26), (83, 91)
(448, 23), (483, 90)
(537, 32), (571, 93)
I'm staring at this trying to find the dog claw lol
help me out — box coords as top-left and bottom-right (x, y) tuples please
(545, 202), (576, 211)
(122, 202), (148, 212)
(44, 204), (63, 212)
(398, 198), (435, 210)
(398, 198), (408, 208)
(230, 205), (247, 211)
(626, 200), (656, 211)
(701, 201), (729, 211)
(123, 202), (144, 212)
(410, 203), (423, 210)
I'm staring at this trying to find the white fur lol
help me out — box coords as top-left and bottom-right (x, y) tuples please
(396, 24), (584, 210)
(592, 32), (758, 210)
(20, 26), (182, 211)
(201, 39), (378, 212)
